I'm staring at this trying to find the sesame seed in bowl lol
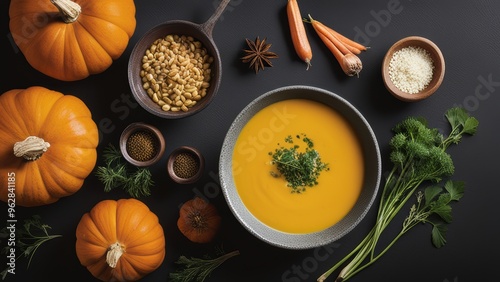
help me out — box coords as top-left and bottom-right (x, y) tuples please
(382, 36), (445, 102)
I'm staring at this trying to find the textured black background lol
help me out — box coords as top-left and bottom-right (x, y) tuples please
(1, 0), (499, 281)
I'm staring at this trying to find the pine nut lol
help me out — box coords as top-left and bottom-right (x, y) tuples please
(139, 34), (214, 113)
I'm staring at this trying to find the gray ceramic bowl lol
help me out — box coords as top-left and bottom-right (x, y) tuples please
(219, 85), (382, 249)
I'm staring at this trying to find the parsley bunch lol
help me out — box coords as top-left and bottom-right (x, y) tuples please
(318, 107), (479, 282)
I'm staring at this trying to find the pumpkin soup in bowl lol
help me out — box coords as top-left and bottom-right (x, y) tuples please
(219, 85), (381, 249)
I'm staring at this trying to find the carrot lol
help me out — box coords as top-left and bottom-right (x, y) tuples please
(308, 15), (362, 77)
(324, 25), (368, 52)
(287, 0), (312, 70)
(341, 41), (362, 55)
(315, 30), (344, 65)
(310, 17), (352, 56)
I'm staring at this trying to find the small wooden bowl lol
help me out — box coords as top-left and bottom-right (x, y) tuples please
(382, 36), (445, 102)
(119, 122), (165, 167)
(167, 146), (205, 184)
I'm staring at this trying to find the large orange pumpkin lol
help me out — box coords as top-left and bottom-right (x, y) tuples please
(76, 198), (166, 282)
(0, 86), (98, 207)
(9, 0), (136, 81)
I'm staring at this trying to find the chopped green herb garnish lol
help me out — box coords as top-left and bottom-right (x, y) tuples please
(269, 134), (329, 193)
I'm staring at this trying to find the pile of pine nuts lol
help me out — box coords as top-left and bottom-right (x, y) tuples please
(140, 34), (213, 112)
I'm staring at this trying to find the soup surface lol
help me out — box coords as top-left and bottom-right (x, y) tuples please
(232, 98), (364, 234)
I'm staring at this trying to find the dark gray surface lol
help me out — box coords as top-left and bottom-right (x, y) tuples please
(1, 0), (498, 281)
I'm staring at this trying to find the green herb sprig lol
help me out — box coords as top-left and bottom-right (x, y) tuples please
(403, 180), (465, 248)
(95, 143), (154, 198)
(0, 215), (62, 280)
(169, 247), (240, 282)
(269, 134), (329, 193)
(317, 107), (479, 282)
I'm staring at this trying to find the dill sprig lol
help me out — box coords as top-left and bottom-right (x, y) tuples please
(95, 143), (154, 198)
(169, 246), (240, 282)
(0, 215), (62, 280)
(269, 134), (329, 193)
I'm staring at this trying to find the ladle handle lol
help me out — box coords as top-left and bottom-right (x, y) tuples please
(201, 0), (231, 37)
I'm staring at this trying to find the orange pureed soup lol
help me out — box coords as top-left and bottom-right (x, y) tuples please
(232, 98), (364, 234)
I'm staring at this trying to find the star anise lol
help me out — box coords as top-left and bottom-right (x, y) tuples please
(241, 37), (278, 73)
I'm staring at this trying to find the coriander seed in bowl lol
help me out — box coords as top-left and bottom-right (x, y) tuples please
(126, 130), (158, 162)
(167, 146), (205, 184)
(119, 122), (165, 167)
(382, 36), (445, 102)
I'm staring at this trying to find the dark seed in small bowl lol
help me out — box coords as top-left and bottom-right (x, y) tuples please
(167, 146), (205, 184)
(119, 122), (165, 167)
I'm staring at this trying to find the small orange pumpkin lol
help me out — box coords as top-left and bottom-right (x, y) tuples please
(0, 86), (98, 207)
(9, 0), (136, 81)
(76, 198), (166, 282)
(177, 197), (222, 243)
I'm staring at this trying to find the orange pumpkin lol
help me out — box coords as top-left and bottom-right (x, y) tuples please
(9, 0), (136, 81)
(76, 198), (166, 282)
(0, 86), (98, 207)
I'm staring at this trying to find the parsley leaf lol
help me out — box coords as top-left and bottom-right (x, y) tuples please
(431, 223), (448, 248)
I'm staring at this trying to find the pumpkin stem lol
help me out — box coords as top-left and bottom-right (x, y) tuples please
(106, 242), (125, 269)
(51, 0), (81, 23)
(14, 136), (50, 161)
